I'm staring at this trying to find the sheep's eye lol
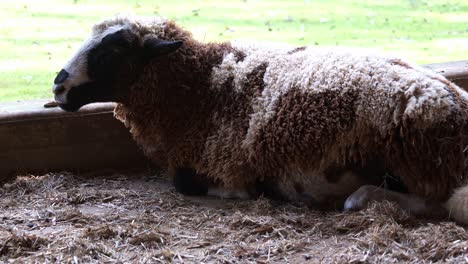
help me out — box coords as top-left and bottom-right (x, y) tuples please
(87, 48), (119, 80)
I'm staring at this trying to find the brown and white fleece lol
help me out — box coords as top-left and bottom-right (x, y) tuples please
(86, 16), (468, 219)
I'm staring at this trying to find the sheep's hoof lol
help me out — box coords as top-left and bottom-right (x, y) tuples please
(344, 185), (381, 211)
(173, 167), (209, 196)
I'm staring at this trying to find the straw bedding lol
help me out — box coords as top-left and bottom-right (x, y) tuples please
(1, 172), (466, 263)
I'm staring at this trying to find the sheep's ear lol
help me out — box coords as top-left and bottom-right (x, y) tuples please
(143, 38), (183, 57)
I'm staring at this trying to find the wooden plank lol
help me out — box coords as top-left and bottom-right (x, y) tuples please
(424, 60), (468, 90)
(0, 60), (467, 182)
(0, 100), (115, 122)
(0, 101), (148, 182)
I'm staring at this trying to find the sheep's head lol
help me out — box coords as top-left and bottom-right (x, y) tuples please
(52, 22), (182, 112)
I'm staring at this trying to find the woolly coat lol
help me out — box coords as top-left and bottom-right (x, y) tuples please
(101, 17), (468, 203)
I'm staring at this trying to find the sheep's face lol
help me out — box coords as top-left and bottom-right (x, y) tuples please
(53, 25), (182, 112)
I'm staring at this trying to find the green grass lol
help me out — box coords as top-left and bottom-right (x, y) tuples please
(0, 0), (467, 102)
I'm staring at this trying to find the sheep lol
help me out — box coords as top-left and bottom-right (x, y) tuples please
(52, 15), (468, 224)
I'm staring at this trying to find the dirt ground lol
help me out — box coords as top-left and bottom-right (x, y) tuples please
(0, 171), (467, 263)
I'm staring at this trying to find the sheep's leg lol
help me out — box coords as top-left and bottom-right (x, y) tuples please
(173, 167), (250, 199)
(173, 167), (209, 196)
(344, 185), (448, 219)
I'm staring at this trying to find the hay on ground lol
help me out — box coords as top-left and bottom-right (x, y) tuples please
(0, 172), (467, 263)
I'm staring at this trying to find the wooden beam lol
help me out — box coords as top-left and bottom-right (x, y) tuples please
(0, 101), (149, 182)
(0, 60), (467, 182)
(423, 60), (468, 90)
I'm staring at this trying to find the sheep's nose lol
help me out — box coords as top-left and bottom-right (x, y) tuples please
(53, 84), (66, 95)
(54, 69), (69, 85)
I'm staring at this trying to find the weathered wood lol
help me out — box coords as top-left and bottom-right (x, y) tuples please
(0, 100), (115, 122)
(0, 102), (148, 182)
(0, 60), (466, 182)
(424, 60), (468, 90)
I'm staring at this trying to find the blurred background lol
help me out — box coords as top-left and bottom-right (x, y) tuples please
(0, 0), (466, 102)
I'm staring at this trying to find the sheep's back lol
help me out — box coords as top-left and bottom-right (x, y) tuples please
(203, 43), (468, 198)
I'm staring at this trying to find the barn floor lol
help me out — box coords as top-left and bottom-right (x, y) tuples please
(0, 171), (467, 263)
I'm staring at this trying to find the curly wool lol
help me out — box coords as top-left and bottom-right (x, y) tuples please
(107, 16), (468, 204)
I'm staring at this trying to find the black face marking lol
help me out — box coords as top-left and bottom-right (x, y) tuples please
(173, 167), (209, 196)
(54, 69), (69, 84)
(87, 29), (140, 82)
(59, 29), (143, 112)
(59, 81), (113, 111)
(59, 27), (183, 112)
